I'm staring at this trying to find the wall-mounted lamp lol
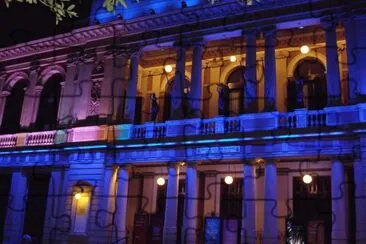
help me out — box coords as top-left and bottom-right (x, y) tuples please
(157, 177), (166, 186)
(164, 64), (173, 73)
(224, 175), (233, 185)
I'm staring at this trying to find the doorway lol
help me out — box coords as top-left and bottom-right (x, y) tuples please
(0, 174), (12, 242)
(23, 173), (50, 244)
(291, 176), (331, 244)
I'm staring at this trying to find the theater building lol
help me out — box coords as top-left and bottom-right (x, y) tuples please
(1, 0), (366, 243)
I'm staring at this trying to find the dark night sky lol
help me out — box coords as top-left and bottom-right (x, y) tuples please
(0, 1), (93, 49)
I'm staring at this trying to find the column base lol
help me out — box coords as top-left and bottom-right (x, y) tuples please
(262, 235), (278, 244)
(181, 229), (196, 244)
(356, 231), (366, 244)
(163, 227), (177, 244)
(240, 231), (256, 244)
(332, 230), (347, 244)
(327, 97), (342, 107)
(113, 230), (128, 244)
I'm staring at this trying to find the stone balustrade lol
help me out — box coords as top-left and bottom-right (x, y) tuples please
(0, 104), (365, 149)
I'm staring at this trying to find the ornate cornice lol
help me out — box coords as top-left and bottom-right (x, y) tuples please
(0, 0), (360, 63)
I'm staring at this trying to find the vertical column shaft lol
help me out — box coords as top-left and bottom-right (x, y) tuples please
(2, 171), (28, 244)
(115, 166), (130, 243)
(190, 43), (204, 118)
(125, 53), (139, 123)
(20, 67), (40, 127)
(343, 17), (358, 104)
(242, 163), (256, 244)
(182, 163), (198, 243)
(0, 73), (8, 127)
(331, 160), (347, 244)
(263, 161), (278, 244)
(244, 31), (258, 113)
(263, 29), (277, 111)
(170, 45), (186, 120)
(97, 166), (117, 242)
(163, 164), (180, 243)
(353, 159), (366, 243)
(58, 63), (77, 125)
(323, 18), (342, 106)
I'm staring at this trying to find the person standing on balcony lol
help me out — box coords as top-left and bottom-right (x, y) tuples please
(150, 93), (159, 122)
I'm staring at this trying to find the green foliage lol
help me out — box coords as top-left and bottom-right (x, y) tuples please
(3, 0), (220, 24)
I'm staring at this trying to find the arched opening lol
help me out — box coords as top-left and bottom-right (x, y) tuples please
(225, 66), (245, 116)
(1, 79), (28, 134)
(35, 73), (63, 131)
(163, 78), (191, 121)
(287, 58), (327, 111)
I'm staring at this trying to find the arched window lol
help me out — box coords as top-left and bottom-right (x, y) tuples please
(35, 73), (63, 131)
(288, 58), (327, 111)
(163, 78), (191, 121)
(226, 66), (245, 116)
(1, 79), (28, 134)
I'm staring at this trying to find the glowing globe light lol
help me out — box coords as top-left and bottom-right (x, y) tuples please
(303, 174), (313, 184)
(74, 193), (82, 200)
(229, 55), (237, 63)
(224, 175), (234, 185)
(300, 45), (310, 54)
(164, 65), (173, 73)
(157, 177), (166, 186)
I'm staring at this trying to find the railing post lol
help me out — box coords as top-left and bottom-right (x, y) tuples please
(166, 120), (184, 137)
(215, 116), (225, 133)
(358, 103), (366, 122)
(294, 108), (308, 128)
(145, 122), (155, 138)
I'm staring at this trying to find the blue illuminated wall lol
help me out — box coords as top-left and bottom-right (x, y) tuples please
(90, 0), (206, 24)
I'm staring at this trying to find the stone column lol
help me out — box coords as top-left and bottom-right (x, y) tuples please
(262, 160), (278, 244)
(42, 169), (64, 244)
(0, 73), (7, 127)
(2, 171), (28, 244)
(331, 159), (347, 244)
(100, 48), (128, 122)
(181, 163), (198, 243)
(115, 165), (130, 243)
(124, 51), (140, 123)
(97, 166), (117, 243)
(322, 18), (342, 106)
(243, 30), (258, 113)
(58, 61), (78, 126)
(170, 44), (186, 120)
(72, 53), (96, 122)
(163, 163), (180, 243)
(19, 66), (40, 128)
(263, 28), (277, 112)
(353, 159), (366, 243)
(241, 162), (256, 244)
(343, 16), (358, 104)
(190, 41), (204, 118)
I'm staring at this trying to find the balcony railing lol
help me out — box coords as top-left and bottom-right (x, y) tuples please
(0, 104), (364, 149)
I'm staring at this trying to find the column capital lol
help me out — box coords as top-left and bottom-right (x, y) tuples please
(173, 39), (190, 48)
(242, 28), (259, 39)
(189, 38), (206, 48)
(320, 16), (338, 31)
(262, 26), (277, 38)
(167, 162), (181, 169)
(104, 45), (130, 59)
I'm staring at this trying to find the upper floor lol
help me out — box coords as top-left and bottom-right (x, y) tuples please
(0, 0), (365, 148)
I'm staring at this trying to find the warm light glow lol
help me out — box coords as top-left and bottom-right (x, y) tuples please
(300, 45), (310, 54)
(224, 175), (234, 185)
(229, 55), (237, 63)
(74, 192), (82, 200)
(164, 65), (173, 73)
(303, 174), (313, 184)
(157, 177), (166, 186)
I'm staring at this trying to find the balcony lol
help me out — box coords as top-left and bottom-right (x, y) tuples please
(0, 104), (365, 149)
